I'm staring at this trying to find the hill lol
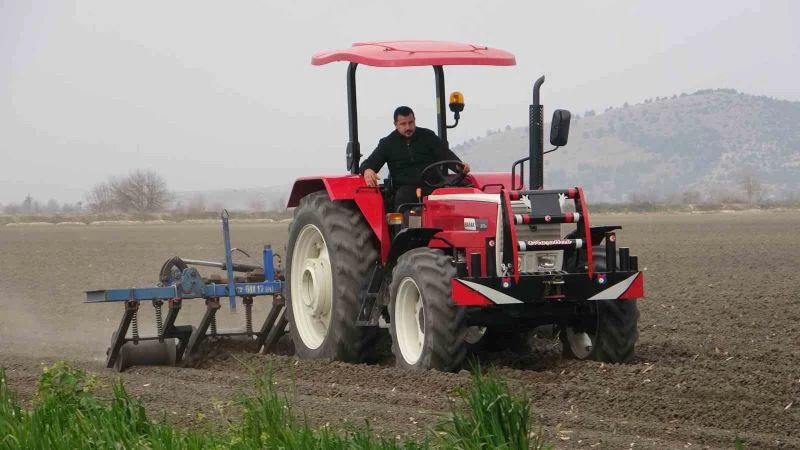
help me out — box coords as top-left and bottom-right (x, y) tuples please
(453, 89), (800, 203)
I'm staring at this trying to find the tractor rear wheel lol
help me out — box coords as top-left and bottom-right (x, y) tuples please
(286, 191), (379, 363)
(389, 248), (468, 371)
(561, 245), (639, 362)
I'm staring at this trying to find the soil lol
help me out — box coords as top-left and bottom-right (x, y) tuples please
(1, 212), (799, 449)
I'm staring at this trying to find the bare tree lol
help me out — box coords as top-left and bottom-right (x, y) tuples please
(85, 182), (115, 212)
(109, 169), (170, 212)
(737, 169), (763, 205)
(21, 194), (35, 213)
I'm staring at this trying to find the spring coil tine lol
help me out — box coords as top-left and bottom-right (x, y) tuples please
(131, 310), (140, 343)
(245, 301), (253, 335)
(154, 300), (164, 341)
(210, 315), (217, 336)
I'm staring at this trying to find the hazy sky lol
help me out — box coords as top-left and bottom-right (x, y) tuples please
(1, 0), (797, 204)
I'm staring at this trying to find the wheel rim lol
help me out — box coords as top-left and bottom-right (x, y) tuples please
(291, 224), (333, 349)
(395, 277), (424, 365)
(566, 328), (594, 359)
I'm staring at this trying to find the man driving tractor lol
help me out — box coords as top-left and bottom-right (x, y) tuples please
(360, 106), (471, 211)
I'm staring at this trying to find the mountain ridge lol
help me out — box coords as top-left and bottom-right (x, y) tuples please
(453, 89), (800, 202)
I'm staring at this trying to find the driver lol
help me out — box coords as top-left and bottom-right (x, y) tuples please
(360, 106), (471, 211)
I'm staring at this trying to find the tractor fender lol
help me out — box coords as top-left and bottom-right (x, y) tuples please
(387, 228), (443, 267)
(288, 176), (391, 262)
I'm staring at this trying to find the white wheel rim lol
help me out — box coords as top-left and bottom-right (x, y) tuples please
(395, 277), (424, 365)
(566, 328), (594, 359)
(291, 224), (333, 349)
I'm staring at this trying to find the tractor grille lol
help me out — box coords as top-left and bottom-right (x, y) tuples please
(510, 199), (565, 273)
(510, 200), (562, 241)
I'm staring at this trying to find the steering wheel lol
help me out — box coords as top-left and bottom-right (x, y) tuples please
(420, 160), (469, 189)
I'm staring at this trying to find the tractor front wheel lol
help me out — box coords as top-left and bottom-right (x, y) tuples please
(561, 245), (639, 362)
(389, 248), (468, 371)
(561, 299), (639, 362)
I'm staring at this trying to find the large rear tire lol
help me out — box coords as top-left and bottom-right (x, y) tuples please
(389, 248), (468, 371)
(286, 191), (379, 363)
(561, 245), (639, 362)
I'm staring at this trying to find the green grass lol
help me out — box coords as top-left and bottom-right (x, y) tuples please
(436, 368), (550, 450)
(0, 362), (549, 450)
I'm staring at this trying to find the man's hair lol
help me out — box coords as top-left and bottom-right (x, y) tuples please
(393, 106), (415, 122)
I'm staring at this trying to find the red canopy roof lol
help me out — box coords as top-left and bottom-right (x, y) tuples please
(312, 40), (516, 67)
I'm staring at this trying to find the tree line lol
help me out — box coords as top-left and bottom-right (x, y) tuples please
(2, 169), (289, 215)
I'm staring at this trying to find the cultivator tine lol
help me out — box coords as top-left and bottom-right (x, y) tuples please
(185, 297), (221, 357)
(263, 310), (288, 354)
(162, 299), (182, 331)
(106, 300), (139, 369)
(255, 294), (287, 353)
(160, 299), (193, 363)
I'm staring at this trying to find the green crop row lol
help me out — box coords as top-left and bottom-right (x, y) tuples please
(0, 362), (550, 450)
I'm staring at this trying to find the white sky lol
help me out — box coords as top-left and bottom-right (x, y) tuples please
(1, 0), (797, 204)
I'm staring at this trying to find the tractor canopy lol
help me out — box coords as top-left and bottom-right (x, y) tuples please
(311, 40), (516, 67)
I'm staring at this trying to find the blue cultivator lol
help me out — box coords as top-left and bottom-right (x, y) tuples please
(86, 211), (287, 371)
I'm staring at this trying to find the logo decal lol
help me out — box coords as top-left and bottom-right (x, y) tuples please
(464, 218), (489, 231)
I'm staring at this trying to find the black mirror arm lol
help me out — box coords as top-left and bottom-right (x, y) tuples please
(543, 146), (559, 155)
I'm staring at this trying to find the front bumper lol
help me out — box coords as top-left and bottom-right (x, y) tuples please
(451, 271), (644, 307)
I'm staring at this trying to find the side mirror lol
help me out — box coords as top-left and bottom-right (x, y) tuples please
(550, 109), (571, 146)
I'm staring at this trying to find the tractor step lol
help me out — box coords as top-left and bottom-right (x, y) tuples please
(356, 264), (384, 327)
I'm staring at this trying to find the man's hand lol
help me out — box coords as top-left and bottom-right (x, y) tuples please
(458, 162), (471, 174)
(363, 168), (380, 187)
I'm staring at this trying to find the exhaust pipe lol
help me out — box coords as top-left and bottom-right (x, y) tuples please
(529, 76), (545, 190)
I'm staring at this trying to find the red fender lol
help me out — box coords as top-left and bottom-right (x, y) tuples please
(288, 176), (391, 262)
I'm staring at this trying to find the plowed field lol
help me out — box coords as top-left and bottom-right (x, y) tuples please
(2, 212), (799, 449)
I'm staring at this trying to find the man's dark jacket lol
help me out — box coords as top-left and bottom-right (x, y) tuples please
(359, 127), (462, 186)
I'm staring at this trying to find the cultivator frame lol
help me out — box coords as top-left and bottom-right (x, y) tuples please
(85, 211), (287, 371)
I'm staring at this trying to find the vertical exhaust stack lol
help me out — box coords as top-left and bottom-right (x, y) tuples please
(529, 76), (545, 190)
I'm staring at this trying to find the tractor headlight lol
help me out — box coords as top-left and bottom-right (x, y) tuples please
(536, 253), (558, 271)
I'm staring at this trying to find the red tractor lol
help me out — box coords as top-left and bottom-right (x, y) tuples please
(285, 41), (643, 371)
